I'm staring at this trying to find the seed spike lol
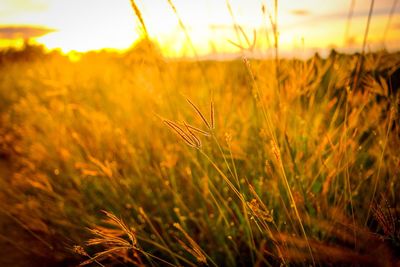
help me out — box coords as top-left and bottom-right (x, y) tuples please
(164, 120), (197, 147)
(183, 121), (201, 148)
(186, 98), (211, 129)
(186, 124), (210, 136)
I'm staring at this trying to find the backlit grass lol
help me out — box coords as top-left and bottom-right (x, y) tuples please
(0, 41), (399, 266)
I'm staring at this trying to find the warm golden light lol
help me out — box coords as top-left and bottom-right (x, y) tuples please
(0, 0), (399, 57)
(1, 1), (400, 266)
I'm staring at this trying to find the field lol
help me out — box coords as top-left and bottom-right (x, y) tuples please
(0, 41), (399, 266)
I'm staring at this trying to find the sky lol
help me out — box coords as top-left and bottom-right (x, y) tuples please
(0, 0), (399, 58)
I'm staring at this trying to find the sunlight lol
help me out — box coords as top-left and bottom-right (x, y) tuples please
(1, 1), (400, 266)
(0, 0), (399, 56)
(35, 0), (139, 52)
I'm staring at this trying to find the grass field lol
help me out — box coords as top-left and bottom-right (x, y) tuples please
(0, 26), (400, 267)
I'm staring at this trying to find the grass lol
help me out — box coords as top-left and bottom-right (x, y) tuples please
(0, 6), (400, 265)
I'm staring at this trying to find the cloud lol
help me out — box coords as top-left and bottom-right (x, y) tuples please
(0, 25), (55, 40)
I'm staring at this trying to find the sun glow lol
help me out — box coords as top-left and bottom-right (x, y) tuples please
(35, 1), (139, 52)
(0, 0), (399, 57)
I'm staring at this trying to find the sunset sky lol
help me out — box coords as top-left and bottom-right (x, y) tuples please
(0, 0), (399, 58)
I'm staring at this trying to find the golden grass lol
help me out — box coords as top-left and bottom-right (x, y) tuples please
(0, 21), (400, 267)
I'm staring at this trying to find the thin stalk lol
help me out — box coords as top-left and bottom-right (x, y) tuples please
(273, 0), (280, 93)
(382, 0), (399, 47)
(352, 0), (374, 91)
(199, 149), (256, 263)
(243, 50), (315, 267)
(136, 235), (197, 266)
(344, 0), (356, 46)
(139, 208), (181, 265)
(166, 0), (212, 93)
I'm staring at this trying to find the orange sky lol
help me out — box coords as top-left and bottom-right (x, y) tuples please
(0, 0), (399, 58)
